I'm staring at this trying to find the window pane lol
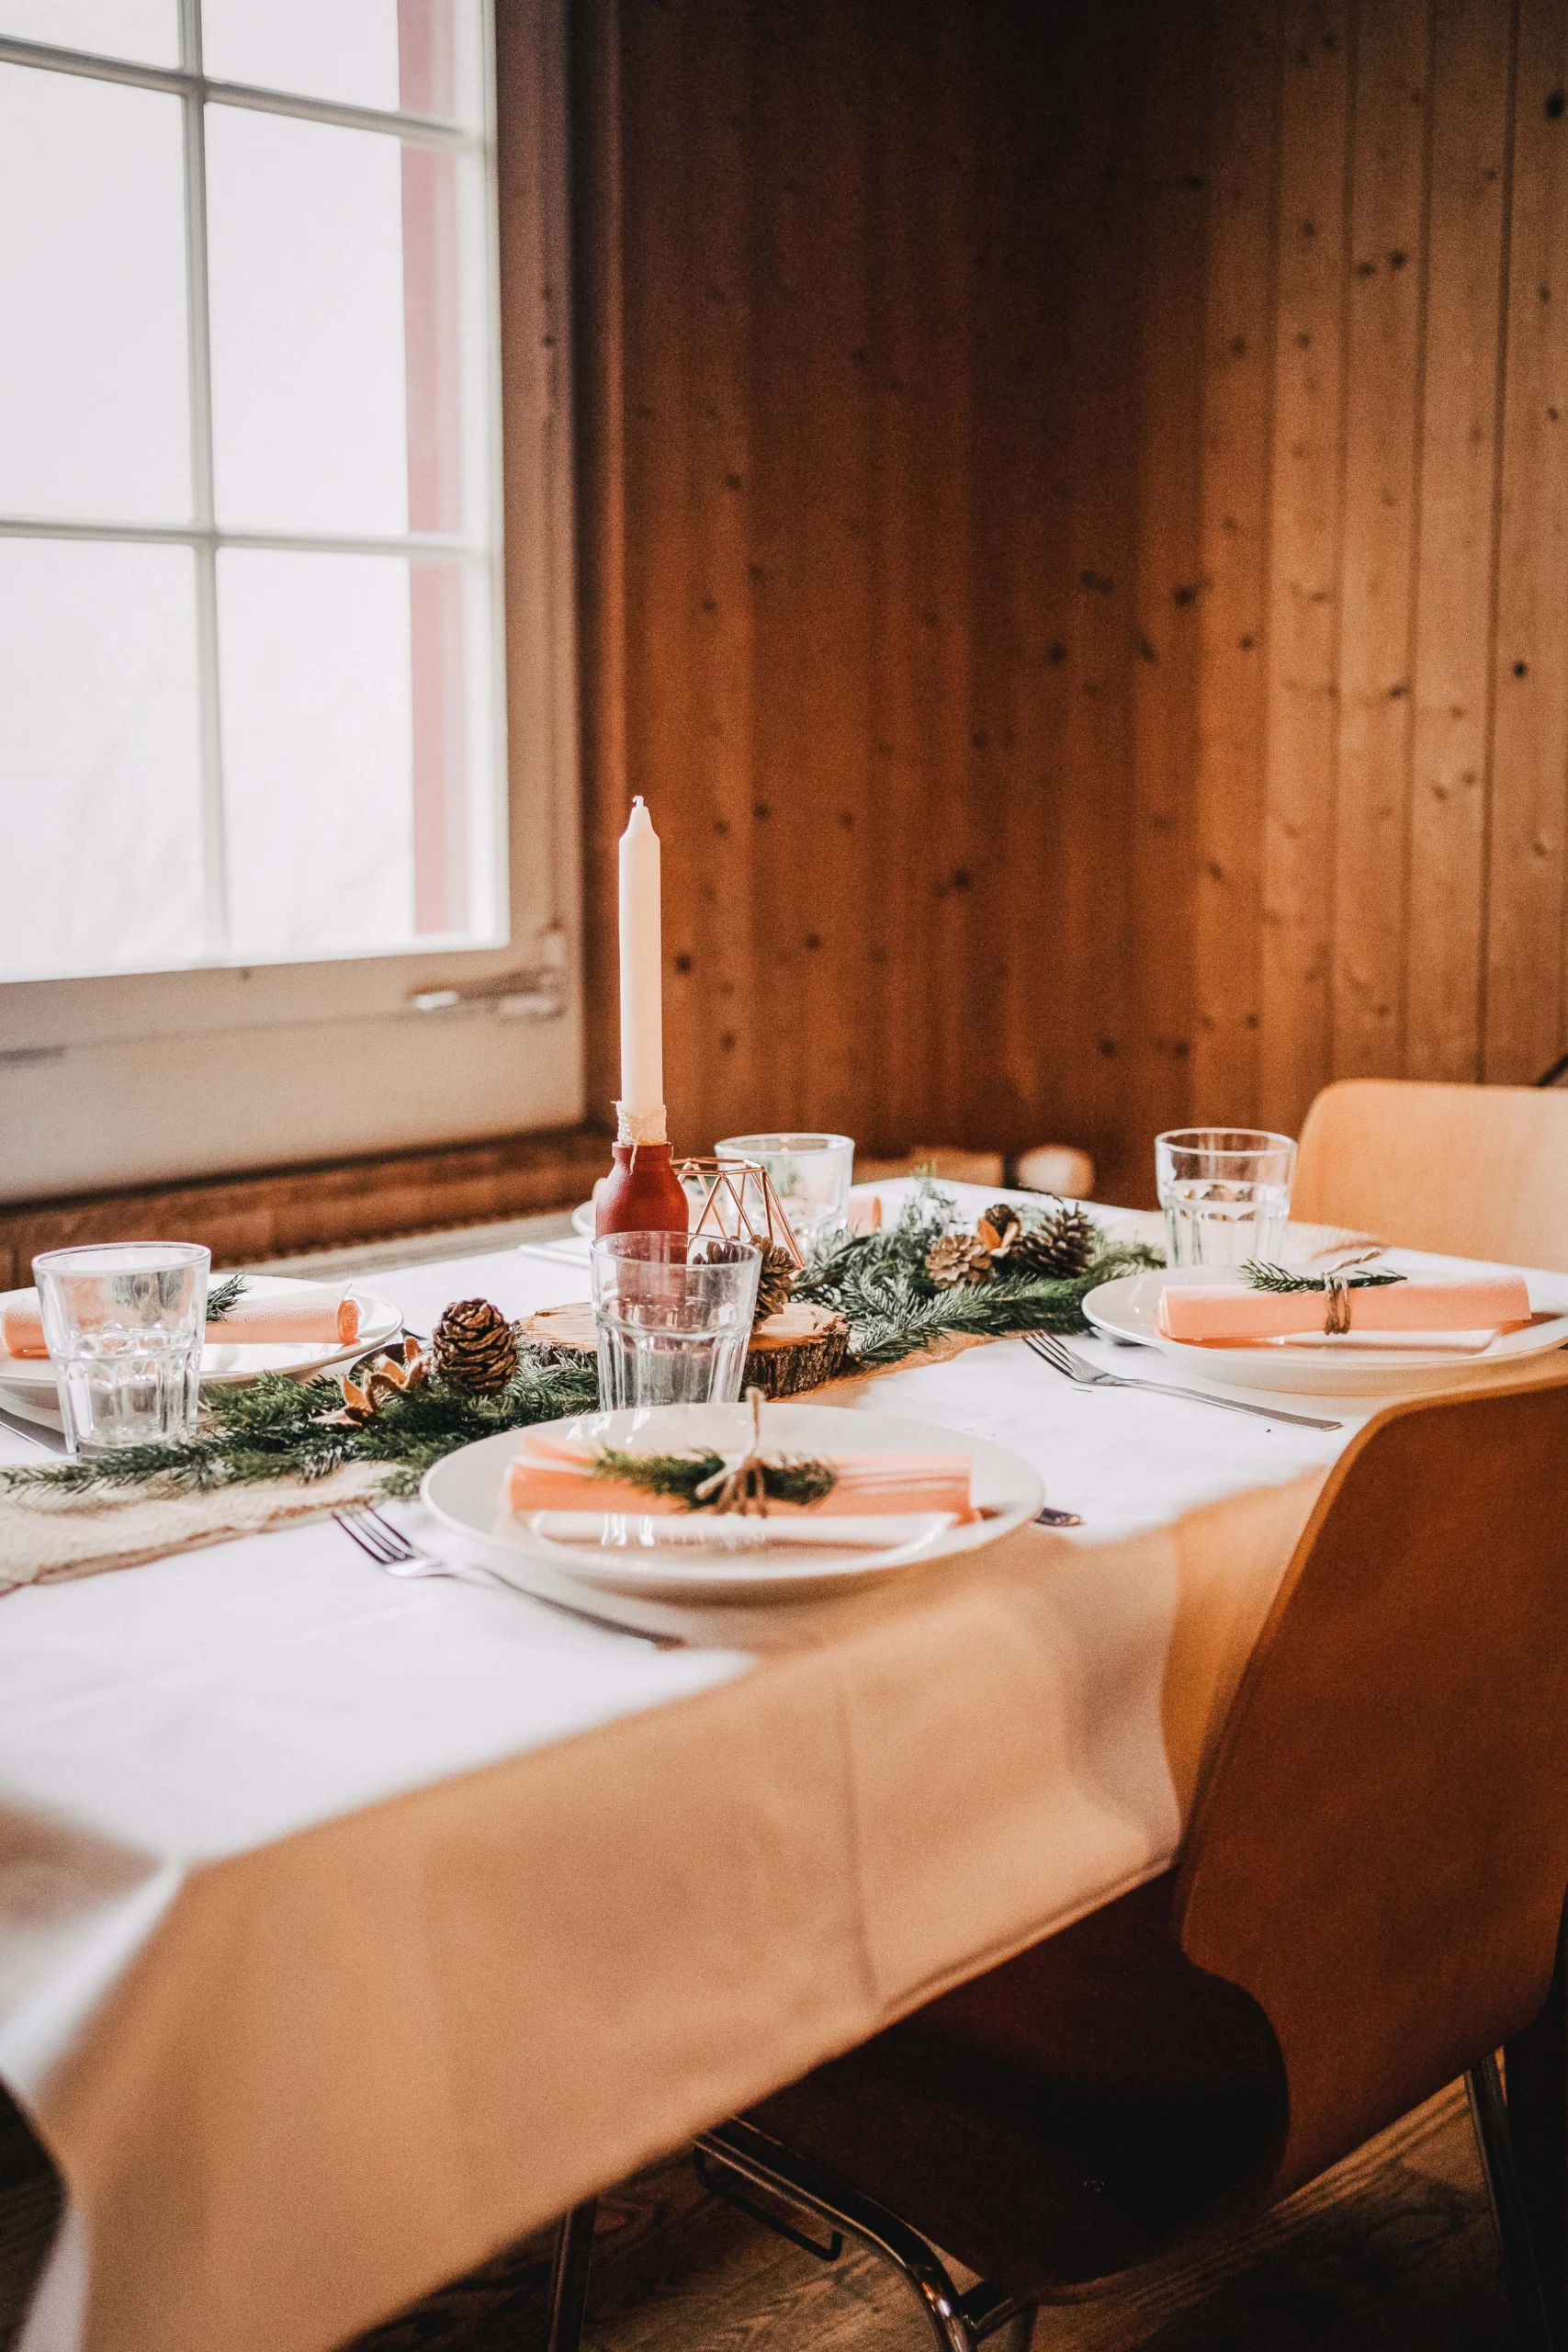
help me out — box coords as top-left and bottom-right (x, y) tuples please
(207, 108), (408, 537)
(0, 68), (190, 524)
(219, 551), (413, 958)
(0, 542), (205, 983)
(0, 2), (178, 65)
(200, 0), (482, 125)
(206, 106), (489, 541)
(217, 550), (493, 960)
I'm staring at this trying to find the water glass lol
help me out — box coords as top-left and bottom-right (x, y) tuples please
(591, 1231), (761, 1409)
(33, 1241), (210, 1455)
(1155, 1129), (1296, 1266)
(715, 1132), (855, 1250)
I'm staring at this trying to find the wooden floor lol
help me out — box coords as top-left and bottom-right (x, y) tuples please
(0, 2078), (1514, 2351)
(343, 2082), (1511, 2352)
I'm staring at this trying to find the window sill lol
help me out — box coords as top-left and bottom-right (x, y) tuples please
(0, 1123), (612, 1287)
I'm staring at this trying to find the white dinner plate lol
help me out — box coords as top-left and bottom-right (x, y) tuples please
(1082, 1264), (1568, 1395)
(0, 1275), (402, 1429)
(422, 1400), (1043, 1606)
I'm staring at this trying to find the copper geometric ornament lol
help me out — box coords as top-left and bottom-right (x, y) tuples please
(675, 1157), (807, 1268)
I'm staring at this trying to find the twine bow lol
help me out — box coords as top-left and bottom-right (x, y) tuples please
(693, 1386), (772, 1515)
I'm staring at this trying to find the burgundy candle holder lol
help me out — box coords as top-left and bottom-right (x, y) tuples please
(594, 1140), (690, 1237)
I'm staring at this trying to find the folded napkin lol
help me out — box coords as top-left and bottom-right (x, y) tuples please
(1, 1288), (360, 1361)
(1157, 1276), (1531, 1346)
(506, 1428), (976, 1521)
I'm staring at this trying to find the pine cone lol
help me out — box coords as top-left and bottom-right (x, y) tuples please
(977, 1203), (1021, 1258)
(925, 1231), (994, 1288)
(1011, 1203), (1099, 1281)
(753, 1245), (797, 1325)
(434, 1298), (519, 1394)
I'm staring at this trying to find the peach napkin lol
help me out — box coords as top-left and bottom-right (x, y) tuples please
(0, 1289), (360, 1360)
(1156, 1277), (1531, 1346)
(507, 1428), (976, 1521)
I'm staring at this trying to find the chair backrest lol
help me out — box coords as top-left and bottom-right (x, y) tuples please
(1293, 1079), (1568, 1270)
(1176, 1374), (1568, 2196)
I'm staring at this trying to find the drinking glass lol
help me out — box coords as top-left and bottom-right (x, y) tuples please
(715, 1132), (854, 1250)
(33, 1241), (210, 1455)
(591, 1232), (761, 1409)
(1155, 1129), (1296, 1266)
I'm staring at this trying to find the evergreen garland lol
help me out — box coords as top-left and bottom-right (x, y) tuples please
(1, 1348), (600, 1502)
(796, 1182), (1159, 1371)
(1, 1186), (1158, 1501)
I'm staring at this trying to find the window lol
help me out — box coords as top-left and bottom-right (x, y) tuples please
(0, 1), (581, 1198)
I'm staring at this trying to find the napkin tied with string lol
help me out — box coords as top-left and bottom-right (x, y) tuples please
(506, 1427), (976, 1522)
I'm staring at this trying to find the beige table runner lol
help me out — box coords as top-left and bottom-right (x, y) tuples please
(0, 1464), (389, 1594)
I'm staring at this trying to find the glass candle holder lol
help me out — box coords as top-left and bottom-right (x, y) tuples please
(715, 1133), (854, 1250)
(1155, 1129), (1296, 1267)
(33, 1241), (210, 1455)
(591, 1231), (761, 1409)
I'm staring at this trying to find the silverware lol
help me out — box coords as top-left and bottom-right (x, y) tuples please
(1023, 1332), (1342, 1432)
(0, 1405), (69, 1455)
(1035, 1505), (1083, 1528)
(332, 1505), (671, 1645)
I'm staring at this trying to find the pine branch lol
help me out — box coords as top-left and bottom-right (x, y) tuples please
(1242, 1260), (1404, 1294)
(590, 1445), (838, 1511)
(206, 1273), (249, 1321)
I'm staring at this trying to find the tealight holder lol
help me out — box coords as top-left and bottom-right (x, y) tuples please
(677, 1159), (807, 1267)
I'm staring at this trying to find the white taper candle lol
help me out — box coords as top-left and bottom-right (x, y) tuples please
(616, 797), (666, 1141)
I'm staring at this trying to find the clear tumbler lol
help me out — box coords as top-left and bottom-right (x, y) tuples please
(33, 1241), (210, 1455)
(591, 1232), (761, 1409)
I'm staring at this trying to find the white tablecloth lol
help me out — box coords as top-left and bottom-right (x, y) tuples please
(3, 1189), (1551, 2352)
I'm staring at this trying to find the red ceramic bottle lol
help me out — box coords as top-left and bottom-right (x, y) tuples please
(594, 1139), (690, 1236)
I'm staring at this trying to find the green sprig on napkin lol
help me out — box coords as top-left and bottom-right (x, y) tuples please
(205, 1273), (250, 1321)
(1241, 1260), (1405, 1295)
(591, 1444), (838, 1512)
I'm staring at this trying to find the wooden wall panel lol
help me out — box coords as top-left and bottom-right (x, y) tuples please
(1193, 0), (1283, 1130)
(1404, 0), (1510, 1080)
(578, 0), (1568, 1204)
(1486, 0), (1568, 1082)
(1258, 0), (1352, 1137)
(1329, 0), (1427, 1080)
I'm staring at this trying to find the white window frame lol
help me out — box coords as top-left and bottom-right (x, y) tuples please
(0, 0), (582, 1203)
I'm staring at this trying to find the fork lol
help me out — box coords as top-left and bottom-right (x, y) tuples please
(332, 1504), (670, 1645)
(1022, 1332), (1342, 1431)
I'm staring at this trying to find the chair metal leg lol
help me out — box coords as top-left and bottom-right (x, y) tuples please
(545, 2199), (597, 2352)
(695, 2119), (1033, 2352)
(1506, 1916), (1568, 2351)
(1468, 2058), (1555, 2352)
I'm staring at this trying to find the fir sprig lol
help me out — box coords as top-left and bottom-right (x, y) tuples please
(1242, 1259), (1404, 1295)
(590, 1444), (838, 1512)
(206, 1273), (249, 1321)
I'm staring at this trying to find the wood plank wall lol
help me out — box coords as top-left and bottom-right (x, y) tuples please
(576, 0), (1568, 1203)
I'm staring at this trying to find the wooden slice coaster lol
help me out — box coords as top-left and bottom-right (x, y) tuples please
(517, 1300), (851, 1399)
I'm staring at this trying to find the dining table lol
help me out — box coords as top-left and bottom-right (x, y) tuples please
(1, 1181), (1562, 2352)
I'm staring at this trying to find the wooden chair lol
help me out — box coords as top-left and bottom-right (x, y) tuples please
(627, 1374), (1568, 2352)
(1293, 1079), (1568, 1271)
